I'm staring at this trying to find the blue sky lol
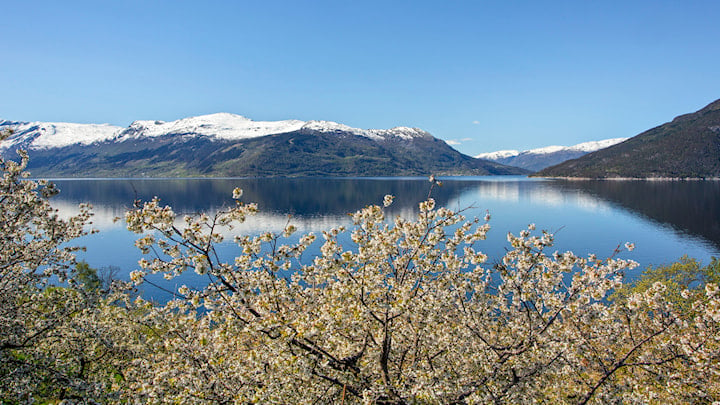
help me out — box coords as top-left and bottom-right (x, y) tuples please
(2, 1), (719, 155)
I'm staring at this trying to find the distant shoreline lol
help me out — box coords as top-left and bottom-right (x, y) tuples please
(533, 176), (720, 181)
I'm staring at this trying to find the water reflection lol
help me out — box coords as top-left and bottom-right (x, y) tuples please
(46, 177), (720, 301)
(548, 180), (720, 251)
(50, 177), (720, 251)
(51, 177), (473, 218)
(454, 178), (613, 213)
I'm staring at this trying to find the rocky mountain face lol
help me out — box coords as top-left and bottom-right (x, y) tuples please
(0, 114), (527, 177)
(535, 99), (720, 178)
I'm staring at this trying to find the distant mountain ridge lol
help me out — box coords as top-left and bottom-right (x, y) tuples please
(535, 99), (720, 178)
(0, 114), (527, 178)
(0, 113), (434, 151)
(476, 138), (627, 171)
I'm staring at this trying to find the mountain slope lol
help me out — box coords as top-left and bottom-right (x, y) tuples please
(535, 99), (720, 178)
(0, 114), (527, 177)
(476, 138), (627, 171)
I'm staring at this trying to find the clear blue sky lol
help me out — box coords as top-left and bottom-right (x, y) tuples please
(2, 0), (719, 155)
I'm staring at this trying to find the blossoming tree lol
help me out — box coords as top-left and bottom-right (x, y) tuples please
(1, 131), (718, 403)
(0, 128), (99, 399)
(121, 182), (720, 403)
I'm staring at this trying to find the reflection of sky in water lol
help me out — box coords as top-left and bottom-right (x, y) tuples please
(452, 179), (613, 213)
(449, 179), (718, 270)
(50, 177), (720, 302)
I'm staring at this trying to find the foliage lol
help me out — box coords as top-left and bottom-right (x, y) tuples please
(606, 256), (720, 402)
(614, 255), (720, 313)
(0, 129), (132, 403)
(1, 136), (719, 403)
(118, 183), (720, 403)
(74, 261), (102, 292)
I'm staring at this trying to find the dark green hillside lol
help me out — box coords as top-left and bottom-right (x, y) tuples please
(16, 129), (527, 178)
(535, 99), (720, 178)
(209, 131), (523, 177)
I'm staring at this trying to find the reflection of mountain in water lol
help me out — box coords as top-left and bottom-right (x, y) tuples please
(549, 180), (720, 250)
(47, 177), (720, 287)
(49, 177), (479, 218)
(455, 178), (613, 212)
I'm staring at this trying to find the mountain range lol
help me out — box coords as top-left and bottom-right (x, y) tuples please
(475, 138), (627, 171)
(535, 98), (720, 178)
(0, 114), (527, 178)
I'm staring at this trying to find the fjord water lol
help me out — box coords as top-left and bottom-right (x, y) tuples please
(50, 177), (720, 301)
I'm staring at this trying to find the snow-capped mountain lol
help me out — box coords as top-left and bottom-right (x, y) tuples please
(114, 113), (307, 143)
(0, 120), (123, 150)
(476, 138), (628, 172)
(0, 113), (433, 152)
(299, 121), (431, 141)
(0, 114), (526, 178)
(476, 150), (520, 160)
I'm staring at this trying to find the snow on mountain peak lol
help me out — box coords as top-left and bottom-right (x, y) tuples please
(523, 138), (628, 155)
(302, 120), (363, 135)
(567, 138), (628, 152)
(119, 113), (306, 141)
(474, 137), (630, 171)
(382, 126), (431, 139)
(475, 149), (521, 160)
(525, 145), (566, 154)
(476, 138), (628, 159)
(2, 113), (434, 150)
(0, 120), (122, 149)
(301, 121), (429, 140)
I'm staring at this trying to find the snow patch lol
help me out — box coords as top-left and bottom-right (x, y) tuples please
(116, 113), (306, 141)
(0, 120), (122, 149)
(525, 145), (566, 155)
(1, 113), (434, 150)
(566, 138), (628, 152)
(475, 150), (520, 160)
(477, 138), (627, 159)
(302, 121), (429, 140)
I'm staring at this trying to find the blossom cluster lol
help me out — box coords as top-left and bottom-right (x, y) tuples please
(111, 187), (720, 403)
(2, 147), (719, 403)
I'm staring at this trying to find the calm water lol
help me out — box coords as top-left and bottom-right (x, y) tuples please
(48, 176), (720, 301)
